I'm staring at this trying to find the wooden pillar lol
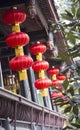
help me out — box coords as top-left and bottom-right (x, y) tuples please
(27, 68), (39, 103)
(20, 80), (29, 98)
(0, 62), (4, 88)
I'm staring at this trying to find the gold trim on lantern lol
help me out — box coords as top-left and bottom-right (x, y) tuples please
(36, 53), (42, 61)
(40, 88), (48, 96)
(52, 74), (56, 80)
(38, 70), (45, 78)
(12, 23), (20, 32)
(15, 46), (24, 56)
(18, 69), (27, 81)
(13, 6), (17, 9)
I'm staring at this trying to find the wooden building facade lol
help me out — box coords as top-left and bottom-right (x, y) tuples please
(0, 0), (68, 130)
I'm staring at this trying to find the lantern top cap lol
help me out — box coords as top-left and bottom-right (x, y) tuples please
(37, 41), (40, 44)
(13, 7), (17, 9)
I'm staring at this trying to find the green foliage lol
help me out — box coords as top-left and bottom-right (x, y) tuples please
(63, 125), (74, 130)
(76, 8), (80, 18)
(51, 0), (80, 129)
(58, 51), (70, 61)
(67, 32), (76, 44)
(68, 113), (74, 123)
(71, 6), (76, 15)
(63, 105), (72, 113)
(71, 123), (80, 128)
(67, 86), (74, 96)
(73, 105), (79, 115)
(63, 79), (69, 90)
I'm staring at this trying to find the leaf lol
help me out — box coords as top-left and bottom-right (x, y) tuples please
(73, 105), (79, 115)
(71, 6), (76, 15)
(54, 98), (63, 103)
(77, 114), (80, 124)
(76, 8), (80, 18)
(61, 13), (73, 20)
(68, 113), (74, 123)
(54, 102), (62, 105)
(61, 10), (73, 21)
(67, 32), (76, 44)
(54, 98), (63, 105)
(70, 52), (80, 58)
(58, 51), (70, 61)
(63, 79), (69, 90)
(67, 87), (74, 96)
(64, 105), (72, 113)
(71, 123), (80, 128)
(60, 102), (69, 107)
(63, 125), (73, 130)
(65, 10), (73, 18)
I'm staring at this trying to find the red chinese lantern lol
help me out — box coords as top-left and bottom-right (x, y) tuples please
(30, 43), (46, 61)
(51, 92), (64, 99)
(52, 79), (61, 86)
(6, 32), (30, 48)
(35, 78), (52, 89)
(9, 55), (33, 81)
(2, 9), (26, 25)
(30, 43), (46, 55)
(32, 60), (49, 72)
(2, 8), (26, 33)
(57, 74), (66, 81)
(47, 67), (59, 76)
(9, 55), (33, 71)
(35, 78), (52, 96)
(47, 67), (59, 80)
(56, 86), (63, 91)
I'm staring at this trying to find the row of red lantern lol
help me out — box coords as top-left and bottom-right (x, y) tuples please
(2, 8), (67, 98)
(2, 8), (52, 96)
(3, 8), (33, 81)
(47, 67), (66, 84)
(47, 66), (68, 102)
(30, 43), (52, 96)
(50, 91), (69, 103)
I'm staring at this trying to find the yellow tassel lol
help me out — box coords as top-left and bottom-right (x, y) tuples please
(18, 69), (27, 81)
(12, 23), (20, 32)
(40, 88), (48, 96)
(38, 70), (45, 78)
(12, 89), (16, 94)
(15, 46), (24, 56)
(36, 53), (42, 61)
(52, 74), (56, 80)
(11, 85), (16, 94)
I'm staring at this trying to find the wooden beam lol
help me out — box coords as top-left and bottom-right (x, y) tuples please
(0, 0), (25, 8)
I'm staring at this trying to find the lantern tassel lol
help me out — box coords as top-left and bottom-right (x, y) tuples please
(15, 46), (24, 56)
(12, 23), (20, 32)
(40, 88), (48, 97)
(19, 69), (28, 81)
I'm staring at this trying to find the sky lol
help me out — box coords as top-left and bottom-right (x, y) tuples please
(54, 0), (71, 19)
